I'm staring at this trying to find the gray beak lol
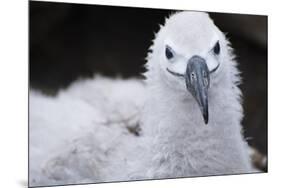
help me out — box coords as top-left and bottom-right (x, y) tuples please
(185, 56), (210, 124)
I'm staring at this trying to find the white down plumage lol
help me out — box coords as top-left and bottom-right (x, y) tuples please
(29, 11), (256, 187)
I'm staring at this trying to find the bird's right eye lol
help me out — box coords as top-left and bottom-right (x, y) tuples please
(165, 46), (174, 60)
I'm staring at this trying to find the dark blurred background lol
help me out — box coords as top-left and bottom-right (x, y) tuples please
(29, 1), (267, 171)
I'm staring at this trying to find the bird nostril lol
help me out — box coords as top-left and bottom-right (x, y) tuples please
(204, 78), (209, 87)
(191, 72), (196, 82)
(201, 71), (209, 87)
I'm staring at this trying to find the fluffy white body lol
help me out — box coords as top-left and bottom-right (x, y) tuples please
(29, 12), (255, 187)
(29, 77), (146, 186)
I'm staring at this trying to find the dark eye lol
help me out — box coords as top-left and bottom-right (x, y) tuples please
(165, 46), (174, 59)
(213, 41), (220, 55)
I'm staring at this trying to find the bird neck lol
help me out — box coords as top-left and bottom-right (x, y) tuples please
(139, 72), (251, 178)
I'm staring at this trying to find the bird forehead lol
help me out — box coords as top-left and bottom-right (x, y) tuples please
(165, 28), (217, 56)
(164, 12), (218, 54)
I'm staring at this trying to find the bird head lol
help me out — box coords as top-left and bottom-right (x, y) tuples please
(148, 11), (230, 124)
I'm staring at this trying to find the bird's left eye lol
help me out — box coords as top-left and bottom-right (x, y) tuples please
(165, 46), (174, 60)
(213, 41), (220, 55)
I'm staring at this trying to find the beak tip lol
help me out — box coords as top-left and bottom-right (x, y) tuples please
(204, 118), (208, 125)
(203, 111), (209, 125)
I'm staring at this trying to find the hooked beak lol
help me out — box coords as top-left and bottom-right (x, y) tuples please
(185, 56), (210, 124)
